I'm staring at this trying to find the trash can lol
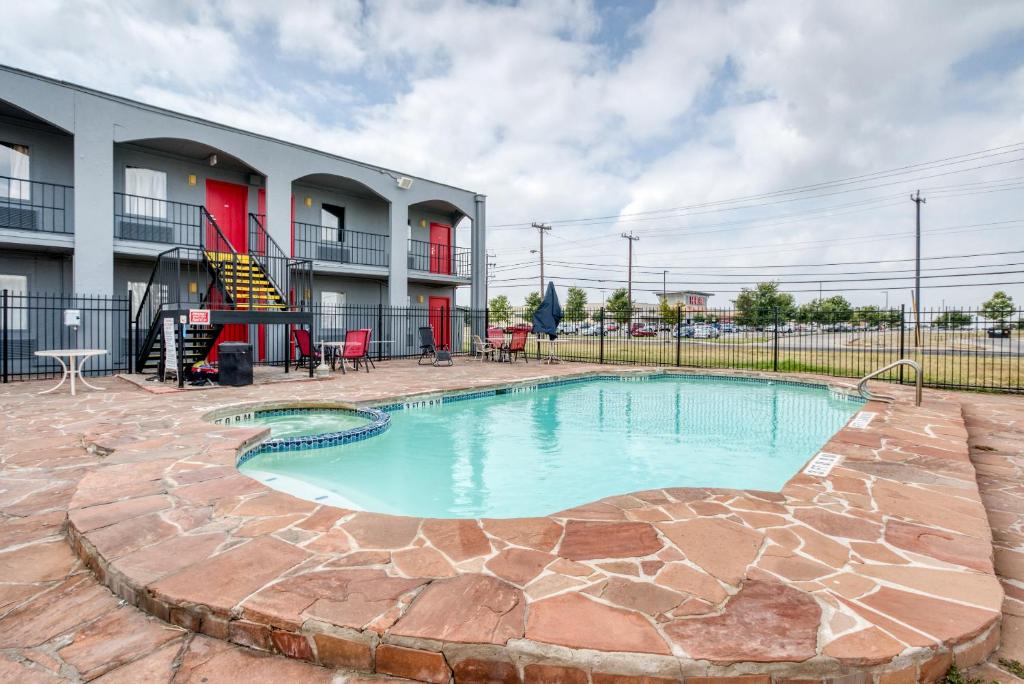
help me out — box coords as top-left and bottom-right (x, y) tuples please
(218, 342), (253, 387)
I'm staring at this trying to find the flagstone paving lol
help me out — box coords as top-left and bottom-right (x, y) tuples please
(0, 360), (1017, 682)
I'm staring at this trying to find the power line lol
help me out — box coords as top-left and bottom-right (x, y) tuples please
(488, 141), (1024, 229)
(489, 278), (1024, 295)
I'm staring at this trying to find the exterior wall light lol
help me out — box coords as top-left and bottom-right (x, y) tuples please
(396, 177), (413, 190)
(188, 281), (198, 294)
(304, 196), (313, 208)
(207, 154), (218, 167)
(417, 295), (425, 304)
(419, 219), (427, 228)
(187, 174), (197, 186)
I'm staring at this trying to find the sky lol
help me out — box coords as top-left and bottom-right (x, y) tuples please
(2, 0), (1023, 311)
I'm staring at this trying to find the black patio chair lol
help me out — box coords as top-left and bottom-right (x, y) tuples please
(417, 326), (453, 366)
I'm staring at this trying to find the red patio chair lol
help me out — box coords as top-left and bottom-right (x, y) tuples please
(506, 328), (529, 363)
(486, 326), (507, 361)
(291, 328), (320, 368)
(339, 328), (375, 373)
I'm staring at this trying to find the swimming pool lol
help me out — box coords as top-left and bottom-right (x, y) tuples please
(238, 375), (861, 518)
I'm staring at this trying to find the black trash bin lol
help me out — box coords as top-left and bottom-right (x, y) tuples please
(218, 342), (253, 387)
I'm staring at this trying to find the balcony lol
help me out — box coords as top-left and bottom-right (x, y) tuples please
(293, 222), (389, 269)
(113, 193), (203, 247)
(408, 239), (471, 279)
(0, 176), (73, 234)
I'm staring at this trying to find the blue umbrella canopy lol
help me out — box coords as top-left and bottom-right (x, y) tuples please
(532, 281), (563, 339)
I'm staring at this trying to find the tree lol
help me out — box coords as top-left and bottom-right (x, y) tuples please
(853, 305), (883, 327)
(981, 291), (1015, 328)
(523, 291), (542, 321)
(488, 294), (512, 324)
(733, 282), (795, 328)
(605, 288), (633, 324)
(659, 296), (678, 325)
(933, 310), (973, 330)
(565, 287), (588, 322)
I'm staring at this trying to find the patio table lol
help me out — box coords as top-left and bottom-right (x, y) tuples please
(33, 349), (108, 396)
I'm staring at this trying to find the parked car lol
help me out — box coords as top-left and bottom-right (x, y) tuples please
(692, 324), (720, 339)
(557, 322), (582, 334)
(579, 323), (602, 336)
(630, 323), (657, 337)
(672, 324), (694, 338)
(503, 323), (532, 334)
(604, 323), (620, 332)
(719, 323), (738, 333)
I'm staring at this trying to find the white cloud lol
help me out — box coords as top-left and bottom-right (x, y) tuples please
(0, 0), (1022, 307)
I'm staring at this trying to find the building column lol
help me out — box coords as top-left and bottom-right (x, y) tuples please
(72, 96), (114, 295)
(471, 194), (487, 311)
(264, 171), (292, 257)
(387, 201), (408, 307)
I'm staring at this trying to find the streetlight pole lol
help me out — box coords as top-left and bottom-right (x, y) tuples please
(531, 222), (551, 296)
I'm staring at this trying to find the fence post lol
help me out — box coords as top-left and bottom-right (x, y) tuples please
(127, 290), (134, 374)
(1, 289), (7, 384)
(772, 308), (780, 373)
(377, 303), (384, 361)
(675, 304), (682, 367)
(599, 308), (606, 365)
(898, 304), (905, 384)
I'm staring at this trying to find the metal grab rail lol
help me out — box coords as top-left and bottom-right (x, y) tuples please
(856, 359), (922, 406)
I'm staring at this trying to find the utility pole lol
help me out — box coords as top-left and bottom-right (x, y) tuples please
(662, 270), (668, 302)
(910, 190), (926, 310)
(621, 232), (640, 305)
(485, 251), (496, 305)
(531, 222), (551, 296)
(911, 190), (926, 345)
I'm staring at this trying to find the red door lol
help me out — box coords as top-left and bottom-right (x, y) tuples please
(205, 179), (248, 252)
(428, 296), (451, 349)
(429, 223), (451, 275)
(205, 180), (249, 356)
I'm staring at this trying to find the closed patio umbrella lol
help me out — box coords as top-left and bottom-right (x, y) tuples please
(532, 281), (563, 341)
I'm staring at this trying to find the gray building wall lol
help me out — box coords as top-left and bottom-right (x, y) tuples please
(0, 248), (72, 293)
(0, 65), (487, 312)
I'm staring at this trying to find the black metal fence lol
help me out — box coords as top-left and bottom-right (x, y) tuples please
(293, 222), (389, 268)
(1, 176), (74, 234)
(3, 296), (1021, 393)
(472, 304), (1023, 393)
(1, 291), (131, 381)
(113, 193), (204, 246)
(408, 239), (472, 278)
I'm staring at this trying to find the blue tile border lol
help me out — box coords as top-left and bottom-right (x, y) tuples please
(237, 371), (863, 466)
(237, 406), (390, 465)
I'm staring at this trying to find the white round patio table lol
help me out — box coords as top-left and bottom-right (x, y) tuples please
(33, 349), (108, 396)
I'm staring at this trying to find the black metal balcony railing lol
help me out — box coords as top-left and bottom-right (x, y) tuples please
(114, 193), (204, 246)
(0, 175), (73, 234)
(407, 238), (471, 278)
(293, 221), (389, 268)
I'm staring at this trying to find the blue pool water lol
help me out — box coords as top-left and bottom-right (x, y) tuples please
(239, 376), (860, 518)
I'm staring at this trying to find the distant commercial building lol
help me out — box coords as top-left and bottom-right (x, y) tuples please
(662, 290), (713, 311)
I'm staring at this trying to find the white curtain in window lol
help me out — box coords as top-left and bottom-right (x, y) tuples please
(125, 167), (168, 219)
(0, 143), (30, 201)
(0, 274), (27, 330)
(320, 291), (345, 335)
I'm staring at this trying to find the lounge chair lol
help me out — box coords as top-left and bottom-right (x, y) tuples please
(471, 334), (495, 361)
(418, 326), (453, 366)
(291, 329), (320, 368)
(339, 328), (375, 373)
(506, 329), (529, 363)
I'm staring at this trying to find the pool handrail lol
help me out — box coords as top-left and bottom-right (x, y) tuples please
(855, 359), (923, 406)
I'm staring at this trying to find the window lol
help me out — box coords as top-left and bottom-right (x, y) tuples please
(0, 142), (30, 200)
(127, 280), (167, 318)
(0, 274), (27, 330)
(124, 167), (168, 218)
(321, 205), (344, 242)
(320, 291), (346, 334)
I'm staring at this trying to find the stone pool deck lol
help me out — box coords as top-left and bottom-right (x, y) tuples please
(0, 360), (1016, 682)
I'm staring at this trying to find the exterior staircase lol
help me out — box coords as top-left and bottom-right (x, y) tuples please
(205, 251), (287, 311)
(132, 209), (311, 375)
